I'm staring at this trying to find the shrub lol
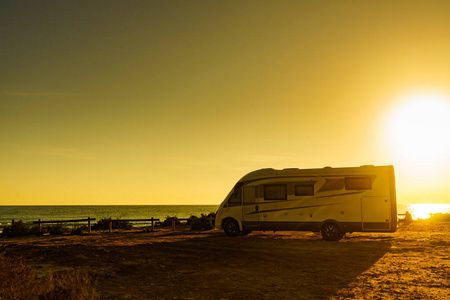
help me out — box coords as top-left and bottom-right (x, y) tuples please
(39, 270), (98, 300)
(29, 225), (44, 236)
(161, 216), (180, 228)
(207, 212), (216, 227)
(186, 215), (198, 225)
(71, 225), (88, 235)
(0, 256), (39, 299)
(190, 213), (215, 231)
(92, 218), (132, 231)
(1, 220), (30, 237)
(115, 219), (132, 230)
(91, 218), (109, 231)
(0, 256), (98, 300)
(48, 223), (70, 236)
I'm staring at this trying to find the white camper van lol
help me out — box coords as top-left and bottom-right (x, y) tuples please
(215, 165), (397, 241)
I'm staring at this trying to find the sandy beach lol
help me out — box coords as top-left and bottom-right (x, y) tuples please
(1, 221), (449, 299)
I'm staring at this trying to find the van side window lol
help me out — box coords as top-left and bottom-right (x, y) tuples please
(264, 184), (287, 200)
(345, 177), (372, 190)
(228, 187), (242, 206)
(243, 186), (257, 204)
(295, 184), (314, 196)
(317, 178), (345, 192)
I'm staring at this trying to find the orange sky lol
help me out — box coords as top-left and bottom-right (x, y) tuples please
(1, 1), (449, 205)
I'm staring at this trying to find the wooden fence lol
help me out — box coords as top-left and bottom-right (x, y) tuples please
(5, 216), (215, 234)
(3, 215), (216, 235)
(104, 218), (160, 232)
(32, 218), (96, 233)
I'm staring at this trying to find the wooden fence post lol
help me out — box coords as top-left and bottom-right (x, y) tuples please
(151, 217), (154, 232)
(172, 218), (175, 231)
(38, 219), (41, 233)
(108, 218), (112, 233)
(88, 217), (91, 233)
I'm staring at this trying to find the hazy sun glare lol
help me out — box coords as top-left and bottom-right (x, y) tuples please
(408, 203), (450, 220)
(386, 93), (450, 181)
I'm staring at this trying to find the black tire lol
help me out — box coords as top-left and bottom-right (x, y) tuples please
(223, 219), (240, 237)
(321, 222), (344, 241)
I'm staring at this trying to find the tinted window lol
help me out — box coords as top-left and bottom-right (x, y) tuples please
(345, 177), (372, 190)
(243, 187), (257, 204)
(295, 185), (314, 196)
(228, 186), (242, 206)
(317, 178), (345, 192)
(264, 184), (287, 200)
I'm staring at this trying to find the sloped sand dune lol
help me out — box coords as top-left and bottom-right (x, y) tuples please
(1, 221), (449, 299)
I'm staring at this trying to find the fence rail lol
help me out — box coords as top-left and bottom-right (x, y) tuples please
(32, 218), (96, 224)
(110, 218), (160, 222)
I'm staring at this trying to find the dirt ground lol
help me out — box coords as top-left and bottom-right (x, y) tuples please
(1, 221), (449, 299)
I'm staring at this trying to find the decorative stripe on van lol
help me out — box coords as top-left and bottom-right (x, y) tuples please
(246, 203), (340, 215)
(315, 191), (364, 198)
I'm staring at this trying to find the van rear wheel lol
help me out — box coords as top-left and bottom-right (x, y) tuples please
(223, 219), (240, 237)
(321, 223), (344, 241)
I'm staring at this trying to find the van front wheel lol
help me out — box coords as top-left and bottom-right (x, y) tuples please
(321, 223), (343, 241)
(223, 219), (240, 237)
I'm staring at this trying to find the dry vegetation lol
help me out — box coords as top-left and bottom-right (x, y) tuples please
(0, 255), (98, 300)
(1, 220), (449, 299)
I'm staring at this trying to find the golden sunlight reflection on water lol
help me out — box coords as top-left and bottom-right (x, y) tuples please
(406, 204), (450, 220)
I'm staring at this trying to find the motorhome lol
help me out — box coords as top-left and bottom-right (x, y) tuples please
(215, 165), (397, 241)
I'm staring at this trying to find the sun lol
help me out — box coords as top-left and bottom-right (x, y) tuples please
(385, 92), (450, 180)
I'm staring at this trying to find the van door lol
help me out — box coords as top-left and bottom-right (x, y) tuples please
(242, 186), (259, 229)
(361, 196), (391, 231)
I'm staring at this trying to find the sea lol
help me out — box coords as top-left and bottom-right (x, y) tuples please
(0, 205), (218, 228)
(0, 204), (449, 229)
